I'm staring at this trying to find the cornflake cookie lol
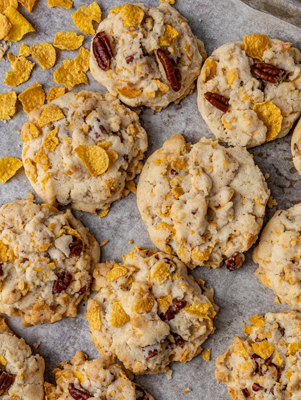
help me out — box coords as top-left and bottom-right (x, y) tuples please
(253, 204), (301, 311)
(137, 133), (270, 270)
(215, 311), (301, 400)
(0, 317), (45, 399)
(0, 195), (100, 326)
(45, 351), (154, 400)
(22, 91), (148, 213)
(198, 35), (301, 147)
(90, 3), (206, 111)
(291, 118), (301, 175)
(87, 246), (218, 375)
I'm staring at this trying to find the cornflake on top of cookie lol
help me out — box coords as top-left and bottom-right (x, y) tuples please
(0, 195), (100, 326)
(87, 246), (218, 375)
(198, 34), (301, 147)
(21, 90), (148, 214)
(90, 3), (206, 111)
(215, 311), (301, 400)
(137, 133), (270, 270)
(45, 351), (155, 400)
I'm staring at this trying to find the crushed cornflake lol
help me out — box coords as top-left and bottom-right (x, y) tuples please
(0, 0), (17, 13)
(19, 42), (56, 70)
(0, 13), (12, 40)
(0, 41), (10, 59)
(53, 30), (84, 50)
(268, 196), (278, 208)
(125, 180), (137, 193)
(74, 145), (109, 176)
(202, 349), (211, 361)
(43, 128), (59, 151)
(159, 24), (178, 47)
(99, 239), (109, 247)
(183, 389), (191, 394)
(4, 53), (35, 87)
(86, 301), (102, 330)
(47, 86), (66, 103)
(48, 0), (73, 9)
(0, 157), (22, 183)
(116, 88), (142, 99)
(72, 2), (101, 35)
(4, 6), (35, 41)
(0, 91), (17, 119)
(21, 121), (41, 142)
(275, 297), (281, 304)
(244, 34), (271, 61)
(33, 341), (40, 348)
(18, 0), (38, 12)
(38, 105), (64, 127)
(98, 209), (109, 218)
(110, 302), (130, 327)
(110, 4), (144, 27)
(18, 82), (45, 114)
(253, 101), (283, 141)
(252, 341), (275, 360)
(63, 46), (89, 71)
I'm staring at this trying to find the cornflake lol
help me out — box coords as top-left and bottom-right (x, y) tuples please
(86, 301), (102, 330)
(244, 34), (271, 61)
(19, 43), (56, 70)
(47, 87), (66, 103)
(110, 302), (130, 328)
(53, 30), (84, 50)
(18, 82), (46, 114)
(159, 24), (178, 47)
(184, 303), (212, 317)
(0, 0), (17, 13)
(48, 0), (73, 9)
(202, 349), (211, 361)
(4, 6), (35, 42)
(43, 128), (59, 152)
(0, 13), (12, 40)
(116, 88), (142, 99)
(253, 101), (283, 141)
(18, 0), (38, 12)
(63, 47), (89, 71)
(21, 121), (40, 142)
(110, 4), (144, 27)
(38, 105), (64, 127)
(4, 53), (35, 87)
(72, 2), (101, 35)
(151, 261), (170, 285)
(74, 145), (109, 177)
(0, 91), (17, 119)
(252, 341), (275, 360)
(132, 297), (155, 314)
(0, 157), (22, 184)
(107, 264), (128, 282)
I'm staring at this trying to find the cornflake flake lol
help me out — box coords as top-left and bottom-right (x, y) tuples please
(38, 105), (64, 127)
(110, 4), (144, 27)
(63, 46), (89, 71)
(74, 145), (109, 176)
(72, 2), (101, 35)
(47, 86), (66, 103)
(53, 30), (84, 50)
(18, 82), (46, 113)
(19, 42), (56, 70)
(18, 0), (38, 12)
(0, 13), (12, 40)
(244, 34), (271, 61)
(43, 127), (59, 152)
(0, 0), (17, 13)
(4, 6), (35, 42)
(4, 53), (35, 87)
(0, 157), (22, 183)
(132, 297), (155, 314)
(184, 303), (212, 317)
(21, 121), (40, 141)
(110, 302), (130, 328)
(116, 88), (142, 99)
(87, 301), (102, 330)
(107, 264), (128, 282)
(48, 0), (73, 9)
(252, 341), (275, 360)
(0, 91), (17, 119)
(159, 24), (178, 47)
(253, 101), (283, 141)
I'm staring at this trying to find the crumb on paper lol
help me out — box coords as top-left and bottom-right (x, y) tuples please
(183, 388), (191, 394)
(0, 41), (10, 59)
(202, 349), (211, 361)
(267, 196), (278, 208)
(265, 173), (269, 179)
(212, 338), (215, 342)
(33, 341), (40, 348)
(166, 368), (173, 379)
(198, 19), (202, 22)
(99, 209), (109, 218)
(99, 239), (109, 247)
(275, 297), (281, 304)
(129, 239), (133, 244)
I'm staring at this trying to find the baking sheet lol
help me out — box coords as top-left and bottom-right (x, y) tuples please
(1, 0), (301, 398)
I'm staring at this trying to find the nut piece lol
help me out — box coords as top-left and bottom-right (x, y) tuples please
(68, 383), (93, 400)
(204, 92), (229, 112)
(53, 271), (72, 294)
(135, 384), (148, 400)
(92, 31), (113, 70)
(0, 371), (13, 395)
(252, 63), (286, 84)
(226, 253), (244, 271)
(156, 49), (181, 92)
(69, 236), (83, 257)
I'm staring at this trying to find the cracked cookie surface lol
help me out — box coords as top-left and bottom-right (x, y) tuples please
(253, 204), (301, 311)
(137, 133), (270, 270)
(45, 351), (154, 400)
(216, 311), (301, 400)
(22, 90), (148, 214)
(90, 3), (205, 111)
(87, 246), (218, 375)
(0, 195), (100, 326)
(198, 36), (301, 147)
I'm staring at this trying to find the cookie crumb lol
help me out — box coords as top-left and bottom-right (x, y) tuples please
(267, 196), (278, 208)
(100, 239), (109, 247)
(202, 349), (211, 361)
(265, 173), (270, 179)
(183, 388), (191, 393)
(99, 209), (109, 218)
(33, 341), (41, 348)
(129, 239), (133, 244)
(198, 18), (202, 22)
(212, 338), (215, 342)
(166, 368), (173, 380)
(275, 297), (281, 304)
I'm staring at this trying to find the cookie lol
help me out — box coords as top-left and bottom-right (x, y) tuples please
(22, 90), (148, 214)
(0, 195), (100, 326)
(253, 204), (301, 311)
(45, 351), (154, 400)
(0, 317), (44, 400)
(86, 246), (218, 375)
(215, 311), (301, 400)
(90, 3), (206, 111)
(137, 133), (270, 270)
(197, 35), (301, 147)
(291, 118), (301, 174)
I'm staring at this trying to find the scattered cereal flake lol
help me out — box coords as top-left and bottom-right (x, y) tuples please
(287, 342), (301, 356)
(53, 64), (88, 90)
(274, 352), (283, 365)
(53, 30), (84, 50)
(63, 46), (89, 71)
(116, 88), (142, 99)
(244, 325), (253, 335)
(235, 342), (250, 359)
(73, 370), (84, 385)
(0, 157), (22, 183)
(0, 0), (17, 13)
(132, 297), (155, 314)
(0, 13), (12, 40)
(183, 389), (191, 394)
(47, 86), (65, 103)
(18, 82), (45, 113)
(43, 127), (59, 152)
(244, 34), (271, 61)
(98, 209), (109, 218)
(265, 173), (269, 179)
(48, 0), (72, 8)
(110, 302), (130, 328)
(33, 341), (40, 348)
(18, 0), (38, 12)
(72, 2), (101, 35)
(202, 349), (211, 361)
(74, 145), (109, 177)
(0, 91), (17, 119)
(4, 53), (35, 87)
(21, 121), (40, 141)
(125, 180), (136, 193)
(110, 4), (144, 27)
(152, 261), (171, 285)
(4, 6), (35, 42)
(38, 105), (64, 127)
(275, 297), (281, 304)
(252, 341), (275, 360)
(107, 264), (128, 282)
(253, 101), (282, 141)
(87, 301), (102, 330)
(268, 196), (278, 208)
(99, 239), (108, 247)
(249, 314), (265, 328)
(129, 239), (133, 244)
(159, 24), (178, 47)
(184, 303), (212, 318)
(19, 42), (56, 70)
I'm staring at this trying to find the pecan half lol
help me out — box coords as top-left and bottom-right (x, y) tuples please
(226, 253), (244, 271)
(241, 388), (249, 398)
(126, 55), (135, 64)
(93, 31), (113, 71)
(170, 331), (184, 347)
(0, 371), (13, 395)
(156, 49), (181, 92)
(0, 263), (3, 277)
(77, 285), (87, 295)
(161, 300), (186, 321)
(53, 271), (72, 294)
(252, 383), (262, 392)
(146, 349), (158, 361)
(204, 92), (229, 112)
(114, 130), (123, 142)
(136, 384), (148, 400)
(68, 383), (93, 400)
(252, 63), (286, 83)
(69, 236), (83, 258)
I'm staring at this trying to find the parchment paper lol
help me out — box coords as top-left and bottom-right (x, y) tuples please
(0, 0), (301, 399)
